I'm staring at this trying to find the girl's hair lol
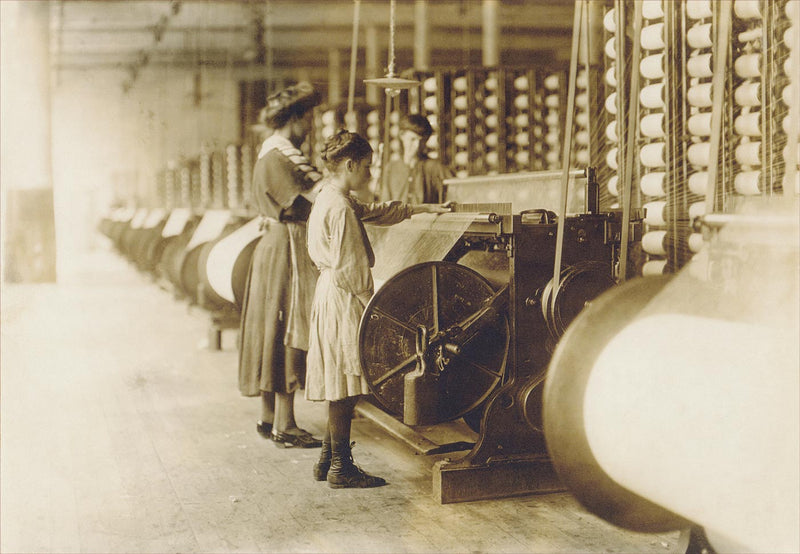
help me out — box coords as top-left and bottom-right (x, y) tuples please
(321, 129), (373, 171)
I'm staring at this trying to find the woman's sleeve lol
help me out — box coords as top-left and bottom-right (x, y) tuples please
(352, 198), (414, 226)
(330, 206), (374, 304)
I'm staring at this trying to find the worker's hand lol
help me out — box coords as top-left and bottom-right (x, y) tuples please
(413, 201), (454, 214)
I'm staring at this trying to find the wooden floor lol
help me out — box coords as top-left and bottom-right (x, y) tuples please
(1, 245), (680, 553)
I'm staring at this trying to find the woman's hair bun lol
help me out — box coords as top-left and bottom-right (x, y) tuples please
(321, 128), (373, 169)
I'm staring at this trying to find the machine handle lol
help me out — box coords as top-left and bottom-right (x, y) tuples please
(520, 209), (557, 225)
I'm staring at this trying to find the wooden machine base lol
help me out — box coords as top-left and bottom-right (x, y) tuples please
(433, 454), (564, 504)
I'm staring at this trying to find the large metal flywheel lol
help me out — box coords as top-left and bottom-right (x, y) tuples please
(359, 261), (509, 423)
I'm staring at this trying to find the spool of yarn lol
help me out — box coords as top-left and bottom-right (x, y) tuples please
(607, 175), (619, 197)
(605, 92), (618, 114)
(643, 200), (667, 226)
(782, 84), (794, 106)
(575, 111), (589, 127)
(389, 125), (400, 138)
(515, 132), (530, 147)
(367, 125), (380, 139)
(544, 74), (560, 90)
(513, 75), (529, 91)
(390, 111), (401, 124)
(641, 23), (666, 50)
(735, 141), (761, 166)
(642, 230), (667, 255)
(454, 151), (469, 167)
(453, 76), (468, 92)
(605, 66), (617, 87)
(734, 112), (761, 136)
(642, 259), (667, 276)
(545, 151), (560, 165)
(515, 150), (531, 166)
(640, 83), (665, 109)
(688, 171), (709, 195)
(512, 113), (528, 128)
(575, 93), (588, 108)
(390, 138), (401, 153)
(453, 95), (468, 111)
(734, 82), (760, 106)
(455, 169), (469, 179)
(514, 94), (529, 110)
(688, 112), (712, 136)
(688, 142), (711, 166)
(576, 150), (590, 165)
(423, 77), (437, 93)
(454, 114), (468, 128)
(640, 113), (665, 138)
(321, 110), (336, 126)
(783, 143), (800, 163)
(427, 134), (439, 150)
(734, 0), (761, 19)
(577, 70), (589, 89)
(366, 110), (380, 125)
(454, 133), (469, 148)
(784, 172), (800, 195)
(785, 27), (796, 48)
(484, 75), (498, 91)
(606, 121), (618, 142)
(688, 201), (705, 221)
(640, 171), (666, 196)
(486, 151), (499, 168)
(485, 113), (499, 129)
(734, 54), (761, 78)
(604, 8), (616, 33)
(641, 0), (664, 20)
(734, 171), (761, 195)
(685, 0), (712, 20)
(427, 114), (438, 129)
(575, 131), (589, 146)
(484, 95), (499, 110)
(545, 131), (560, 145)
(607, 147), (619, 170)
(545, 94), (560, 109)
(688, 83), (713, 107)
(485, 132), (499, 148)
(533, 126), (543, 138)
(640, 142), (666, 168)
(423, 95), (438, 112)
(687, 23), (713, 48)
(783, 116), (800, 138)
(545, 112), (560, 126)
(687, 53), (713, 78)
(688, 233), (705, 253)
(640, 54), (665, 79)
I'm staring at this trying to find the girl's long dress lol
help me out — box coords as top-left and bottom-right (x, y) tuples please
(305, 184), (412, 401)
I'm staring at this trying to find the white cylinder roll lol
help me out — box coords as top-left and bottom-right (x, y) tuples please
(734, 112), (761, 136)
(575, 131), (589, 146)
(423, 95), (438, 112)
(782, 84), (794, 106)
(735, 141), (761, 166)
(514, 94), (529, 110)
(544, 74), (560, 90)
(785, 172), (800, 195)
(485, 113), (499, 129)
(688, 232), (705, 253)
(606, 121), (618, 142)
(484, 95), (498, 110)
(688, 171), (709, 195)
(575, 93), (588, 108)
(454, 151), (469, 167)
(607, 147), (619, 171)
(485, 151), (499, 168)
(641, 0), (664, 20)
(515, 150), (530, 166)
(453, 76), (468, 92)
(640, 54), (665, 79)
(484, 76), (498, 91)
(688, 83), (713, 107)
(545, 131), (559, 146)
(685, 0), (712, 20)
(454, 133), (469, 148)
(641, 23), (665, 50)
(366, 110), (380, 125)
(688, 112), (712, 136)
(516, 132), (531, 147)
(575, 111), (589, 128)
(607, 175), (619, 197)
(640, 83), (665, 109)
(604, 8), (616, 33)
(734, 54), (762, 78)
(454, 95), (468, 111)
(687, 54), (713, 78)
(688, 201), (705, 220)
(642, 230), (668, 255)
(644, 200), (667, 226)
(390, 125), (400, 138)
(545, 112), (560, 126)
(687, 23), (713, 48)
(642, 259), (667, 275)
(454, 114), (468, 128)
(605, 66), (617, 87)
(485, 132), (498, 148)
(605, 92), (618, 114)
(514, 113), (529, 128)
(545, 151), (560, 165)
(640, 171), (666, 196)
(640, 113), (665, 138)
(734, 171), (761, 195)
(783, 143), (800, 163)
(390, 111), (401, 124)
(423, 77), (437, 93)
(688, 142), (711, 166)
(545, 94), (560, 109)
(735, 82), (760, 106)
(734, 0), (761, 19)
(640, 142), (666, 168)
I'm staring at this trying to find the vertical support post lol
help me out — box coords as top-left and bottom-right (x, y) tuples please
(482, 0), (499, 67)
(414, 0), (430, 71)
(328, 48), (342, 106)
(365, 25), (380, 106)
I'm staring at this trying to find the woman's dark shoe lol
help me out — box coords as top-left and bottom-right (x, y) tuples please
(256, 421), (273, 439)
(271, 429), (323, 449)
(327, 440), (387, 489)
(313, 440), (332, 481)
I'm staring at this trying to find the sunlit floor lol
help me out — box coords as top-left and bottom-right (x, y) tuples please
(1, 241), (680, 553)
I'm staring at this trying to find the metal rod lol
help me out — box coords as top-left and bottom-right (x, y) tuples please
(346, 0), (361, 119)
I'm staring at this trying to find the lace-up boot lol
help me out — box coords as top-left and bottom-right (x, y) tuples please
(327, 440), (387, 489)
(313, 439), (332, 481)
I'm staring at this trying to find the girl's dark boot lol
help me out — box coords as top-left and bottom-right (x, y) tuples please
(313, 439), (331, 481)
(327, 440), (387, 489)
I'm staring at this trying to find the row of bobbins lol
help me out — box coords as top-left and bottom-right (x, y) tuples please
(543, 72), (563, 170)
(420, 74), (442, 162)
(225, 144), (240, 209)
(785, 1), (800, 194)
(199, 149), (213, 207)
(572, 69), (591, 169)
(602, 5), (620, 209)
(449, 72), (481, 177)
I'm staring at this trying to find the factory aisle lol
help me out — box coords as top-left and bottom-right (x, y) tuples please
(1, 242), (679, 554)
